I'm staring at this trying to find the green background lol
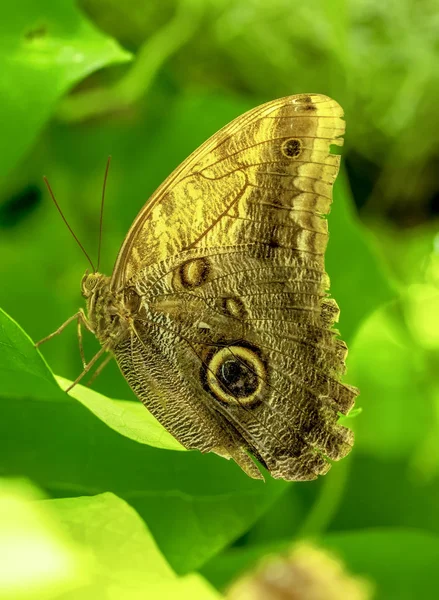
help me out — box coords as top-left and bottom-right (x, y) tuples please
(1, 1), (439, 598)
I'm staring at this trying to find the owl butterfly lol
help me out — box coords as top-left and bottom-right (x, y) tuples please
(39, 93), (359, 481)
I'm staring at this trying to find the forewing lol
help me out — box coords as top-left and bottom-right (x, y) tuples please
(111, 94), (343, 289)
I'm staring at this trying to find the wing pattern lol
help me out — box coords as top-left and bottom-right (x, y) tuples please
(111, 94), (358, 480)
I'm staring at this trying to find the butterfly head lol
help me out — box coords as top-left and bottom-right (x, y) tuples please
(80, 270), (116, 342)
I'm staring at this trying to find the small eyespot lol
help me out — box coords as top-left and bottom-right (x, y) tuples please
(203, 345), (266, 406)
(281, 138), (302, 158)
(296, 96), (317, 111)
(217, 297), (247, 320)
(174, 257), (210, 289)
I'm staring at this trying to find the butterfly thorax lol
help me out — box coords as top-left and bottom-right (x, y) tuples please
(81, 272), (135, 346)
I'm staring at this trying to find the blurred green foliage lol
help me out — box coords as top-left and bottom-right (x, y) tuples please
(1, 0), (439, 598)
(0, 479), (220, 599)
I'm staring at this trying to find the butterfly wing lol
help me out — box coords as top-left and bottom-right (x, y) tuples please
(111, 94), (358, 481)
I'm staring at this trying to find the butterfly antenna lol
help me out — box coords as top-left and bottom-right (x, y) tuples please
(43, 176), (96, 273)
(96, 156), (111, 272)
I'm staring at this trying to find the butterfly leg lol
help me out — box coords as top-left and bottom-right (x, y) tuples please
(36, 310), (87, 346)
(65, 344), (109, 392)
(86, 353), (113, 387)
(76, 312), (88, 368)
(36, 309), (96, 373)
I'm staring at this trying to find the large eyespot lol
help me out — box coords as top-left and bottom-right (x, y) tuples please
(204, 345), (266, 406)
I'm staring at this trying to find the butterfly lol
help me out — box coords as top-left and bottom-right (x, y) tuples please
(39, 93), (358, 481)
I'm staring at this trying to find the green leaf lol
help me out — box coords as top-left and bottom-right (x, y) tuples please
(0, 0), (132, 180)
(0, 308), (287, 574)
(0, 307), (182, 450)
(0, 307), (63, 401)
(0, 479), (221, 599)
(0, 478), (87, 599)
(57, 375), (184, 451)
(50, 491), (222, 599)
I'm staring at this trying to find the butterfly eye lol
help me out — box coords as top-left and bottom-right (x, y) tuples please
(81, 273), (99, 297)
(204, 345), (266, 406)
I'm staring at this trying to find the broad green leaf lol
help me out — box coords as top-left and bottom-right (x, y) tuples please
(0, 307), (63, 401)
(0, 479), (221, 599)
(0, 307), (181, 450)
(50, 492), (221, 599)
(0, 0), (132, 180)
(0, 309), (287, 574)
(0, 478), (89, 600)
(57, 375), (184, 451)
